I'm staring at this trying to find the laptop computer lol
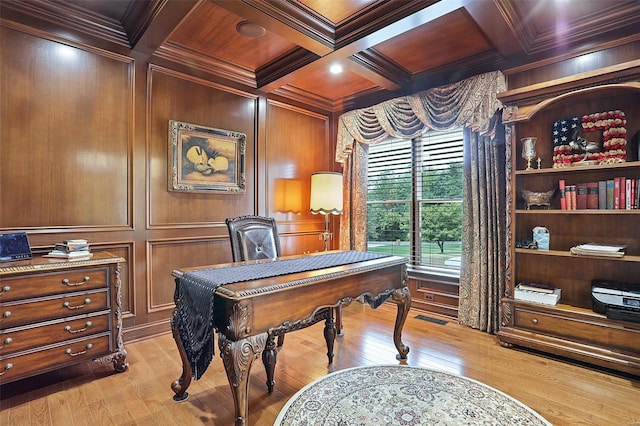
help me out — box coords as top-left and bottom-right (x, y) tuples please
(0, 232), (33, 262)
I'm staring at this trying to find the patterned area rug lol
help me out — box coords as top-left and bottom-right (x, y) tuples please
(275, 365), (551, 425)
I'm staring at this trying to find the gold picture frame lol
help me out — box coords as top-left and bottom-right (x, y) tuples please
(168, 120), (246, 193)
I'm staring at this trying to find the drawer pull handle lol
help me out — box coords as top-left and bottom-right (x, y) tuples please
(0, 285), (10, 295)
(0, 363), (13, 375)
(0, 337), (13, 349)
(65, 343), (93, 357)
(63, 298), (91, 310)
(64, 321), (92, 334)
(532, 318), (539, 324)
(0, 311), (11, 322)
(62, 276), (91, 287)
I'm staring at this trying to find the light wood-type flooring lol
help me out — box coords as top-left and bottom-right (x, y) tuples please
(1, 302), (639, 425)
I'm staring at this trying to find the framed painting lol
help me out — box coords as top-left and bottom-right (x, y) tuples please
(168, 120), (246, 193)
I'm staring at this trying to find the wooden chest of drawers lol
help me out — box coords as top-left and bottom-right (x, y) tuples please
(0, 252), (126, 384)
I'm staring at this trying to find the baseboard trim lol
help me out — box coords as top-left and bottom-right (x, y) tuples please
(123, 319), (171, 343)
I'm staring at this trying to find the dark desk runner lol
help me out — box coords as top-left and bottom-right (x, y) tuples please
(175, 251), (392, 379)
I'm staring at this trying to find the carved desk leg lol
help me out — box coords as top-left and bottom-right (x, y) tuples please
(262, 334), (277, 393)
(170, 308), (192, 402)
(324, 311), (336, 364)
(391, 286), (411, 360)
(219, 332), (268, 426)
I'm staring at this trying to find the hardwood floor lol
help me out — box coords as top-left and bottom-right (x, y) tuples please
(1, 302), (639, 425)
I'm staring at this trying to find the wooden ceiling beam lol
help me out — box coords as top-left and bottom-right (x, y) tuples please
(259, 0), (470, 93)
(463, 0), (527, 58)
(131, 0), (201, 55)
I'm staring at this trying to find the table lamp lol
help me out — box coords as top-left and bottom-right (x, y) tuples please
(310, 172), (343, 251)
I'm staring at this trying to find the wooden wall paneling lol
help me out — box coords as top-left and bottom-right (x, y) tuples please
(265, 100), (330, 253)
(256, 96), (268, 216)
(0, 26), (133, 229)
(279, 232), (326, 256)
(505, 39), (640, 90)
(147, 65), (259, 228)
(130, 53), (150, 337)
(146, 238), (231, 316)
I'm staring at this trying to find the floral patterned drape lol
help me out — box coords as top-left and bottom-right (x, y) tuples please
(335, 71), (506, 332)
(459, 114), (506, 332)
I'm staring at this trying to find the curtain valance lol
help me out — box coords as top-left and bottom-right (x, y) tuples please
(336, 71), (506, 163)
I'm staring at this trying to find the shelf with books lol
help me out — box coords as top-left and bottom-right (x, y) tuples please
(516, 209), (639, 214)
(516, 169), (640, 211)
(498, 68), (640, 375)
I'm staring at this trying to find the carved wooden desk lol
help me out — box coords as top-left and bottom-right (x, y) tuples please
(170, 250), (410, 426)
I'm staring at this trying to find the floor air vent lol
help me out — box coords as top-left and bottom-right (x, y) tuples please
(415, 315), (448, 325)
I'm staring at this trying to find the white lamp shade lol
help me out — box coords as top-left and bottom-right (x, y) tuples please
(310, 172), (343, 215)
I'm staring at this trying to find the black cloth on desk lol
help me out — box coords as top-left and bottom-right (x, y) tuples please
(175, 251), (393, 379)
(175, 274), (218, 380)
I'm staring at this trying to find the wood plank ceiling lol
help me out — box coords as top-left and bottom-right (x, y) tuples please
(2, 0), (639, 113)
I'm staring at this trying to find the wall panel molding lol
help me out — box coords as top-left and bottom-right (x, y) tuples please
(1, 25), (134, 230)
(146, 64), (259, 229)
(146, 237), (230, 313)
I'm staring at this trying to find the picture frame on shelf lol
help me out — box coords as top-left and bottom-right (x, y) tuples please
(168, 120), (246, 193)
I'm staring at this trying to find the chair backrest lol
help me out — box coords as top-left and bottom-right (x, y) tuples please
(225, 215), (282, 261)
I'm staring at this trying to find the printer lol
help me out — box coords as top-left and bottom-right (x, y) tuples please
(592, 279), (640, 323)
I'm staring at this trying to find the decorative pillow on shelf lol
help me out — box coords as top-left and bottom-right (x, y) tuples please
(551, 110), (627, 168)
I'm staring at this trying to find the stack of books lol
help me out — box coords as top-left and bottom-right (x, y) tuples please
(570, 243), (626, 258)
(559, 178), (639, 210)
(44, 239), (92, 260)
(514, 281), (561, 306)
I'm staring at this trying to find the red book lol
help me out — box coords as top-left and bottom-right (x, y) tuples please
(566, 185), (576, 210)
(620, 177), (626, 210)
(613, 178), (620, 209)
(576, 183), (587, 209)
(559, 180), (567, 210)
(586, 182), (599, 209)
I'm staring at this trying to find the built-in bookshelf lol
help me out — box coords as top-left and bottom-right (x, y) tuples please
(497, 63), (640, 376)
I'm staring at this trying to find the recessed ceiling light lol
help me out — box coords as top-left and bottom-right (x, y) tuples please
(329, 64), (343, 74)
(236, 20), (266, 38)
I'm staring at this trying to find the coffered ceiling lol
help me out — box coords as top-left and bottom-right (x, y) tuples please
(2, 0), (639, 113)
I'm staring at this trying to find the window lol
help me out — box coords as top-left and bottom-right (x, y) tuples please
(366, 128), (464, 276)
